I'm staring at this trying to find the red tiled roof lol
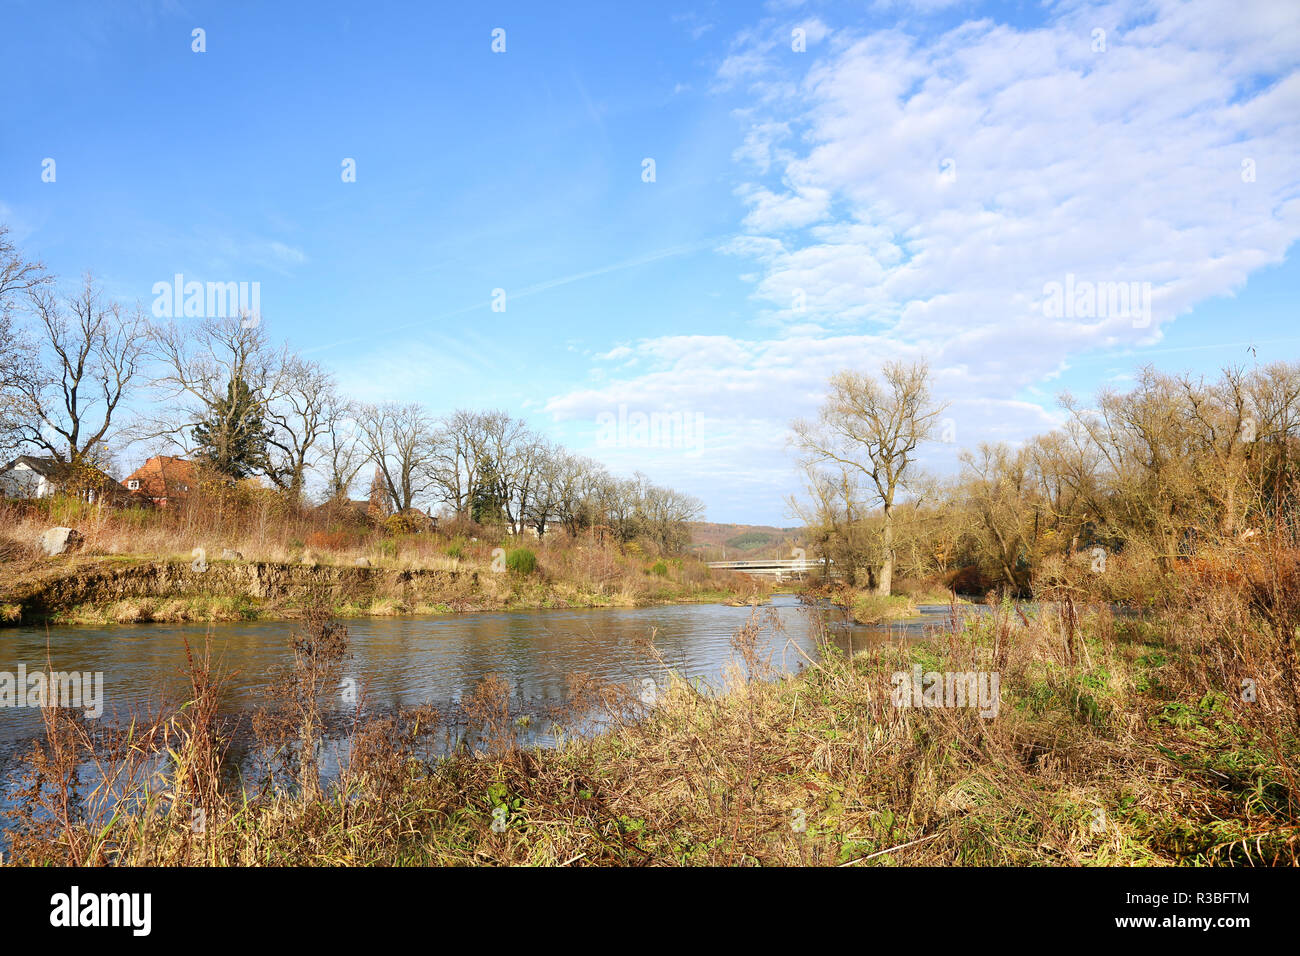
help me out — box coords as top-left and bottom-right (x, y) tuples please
(122, 456), (197, 502)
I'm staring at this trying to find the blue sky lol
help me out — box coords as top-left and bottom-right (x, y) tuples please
(2, 0), (1297, 524)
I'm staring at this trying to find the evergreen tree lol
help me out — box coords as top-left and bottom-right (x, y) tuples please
(191, 376), (270, 479)
(470, 455), (506, 525)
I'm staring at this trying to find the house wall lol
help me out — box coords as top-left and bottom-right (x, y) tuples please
(0, 465), (52, 499)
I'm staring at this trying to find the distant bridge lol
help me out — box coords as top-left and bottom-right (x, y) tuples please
(706, 558), (836, 581)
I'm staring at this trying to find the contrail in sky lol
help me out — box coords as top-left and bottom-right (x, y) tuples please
(304, 238), (720, 357)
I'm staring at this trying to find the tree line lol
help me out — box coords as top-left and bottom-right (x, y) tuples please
(792, 358), (1300, 595)
(0, 228), (703, 550)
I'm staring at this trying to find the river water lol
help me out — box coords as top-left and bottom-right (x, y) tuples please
(0, 595), (977, 792)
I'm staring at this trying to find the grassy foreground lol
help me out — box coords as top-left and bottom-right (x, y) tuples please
(6, 574), (1298, 866)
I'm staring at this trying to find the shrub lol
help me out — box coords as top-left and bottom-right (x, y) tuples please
(650, 560), (669, 577)
(384, 513), (420, 536)
(850, 591), (917, 625)
(946, 565), (993, 595)
(437, 515), (483, 540)
(506, 548), (536, 575)
(306, 530), (352, 552)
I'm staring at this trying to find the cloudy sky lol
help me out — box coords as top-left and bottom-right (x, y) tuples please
(2, 0), (1297, 524)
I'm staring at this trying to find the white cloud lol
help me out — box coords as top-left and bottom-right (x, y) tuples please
(731, 120), (793, 174)
(546, 0), (1300, 520)
(266, 241), (308, 267)
(796, 17), (831, 46)
(672, 11), (716, 42)
(736, 182), (832, 231)
(871, 0), (967, 12)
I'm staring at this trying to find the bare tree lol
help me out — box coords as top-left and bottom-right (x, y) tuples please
(15, 275), (148, 464)
(787, 462), (875, 586)
(0, 227), (48, 456)
(792, 361), (947, 595)
(960, 443), (1040, 593)
(637, 476), (705, 553)
(523, 443), (572, 537)
(357, 402), (438, 512)
(477, 410), (535, 530)
(603, 474), (642, 544)
(0, 312), (35, 457)
(1248, 361), (1300, 496)
(321, 391), (365, 501)
(430, 408), (490, 518)
(0, 224), (49, 305)
(553, 453), (603, 537)
(142, 316), (288, 477)
(264, 357), (336, 500)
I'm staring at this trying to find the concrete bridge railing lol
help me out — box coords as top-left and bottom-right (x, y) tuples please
(705, 558), (837, 581)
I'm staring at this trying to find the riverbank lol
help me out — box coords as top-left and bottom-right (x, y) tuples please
(0, 493), (762, 626)
(6, 580), (1296, 866)
(0, 552), (756, 627)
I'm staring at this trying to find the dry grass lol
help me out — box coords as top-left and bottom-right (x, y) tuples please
(4, 536), (1297, 866)
(0, 494), (751, 624)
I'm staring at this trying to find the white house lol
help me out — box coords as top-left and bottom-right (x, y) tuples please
(0, 455), (126, 504)
(0, 456), (62, 499)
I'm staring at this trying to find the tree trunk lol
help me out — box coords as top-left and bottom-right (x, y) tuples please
(877, 503), (894, 595)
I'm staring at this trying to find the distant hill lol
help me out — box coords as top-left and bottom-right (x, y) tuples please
(687, 522), (806, 562)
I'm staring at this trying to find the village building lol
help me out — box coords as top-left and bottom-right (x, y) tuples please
(0, 455), (128, 504)
(0, 456), (63, 499)
(120, 456), (197, 508)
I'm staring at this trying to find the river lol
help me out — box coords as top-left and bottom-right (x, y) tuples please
(0, 595), (979, 793)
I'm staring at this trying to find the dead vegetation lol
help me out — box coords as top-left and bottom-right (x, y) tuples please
(5, 526), (1297, 867)
(0, 493), (752, 625)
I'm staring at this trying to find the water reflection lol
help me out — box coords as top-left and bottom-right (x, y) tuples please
(0, 595), (995, 786)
